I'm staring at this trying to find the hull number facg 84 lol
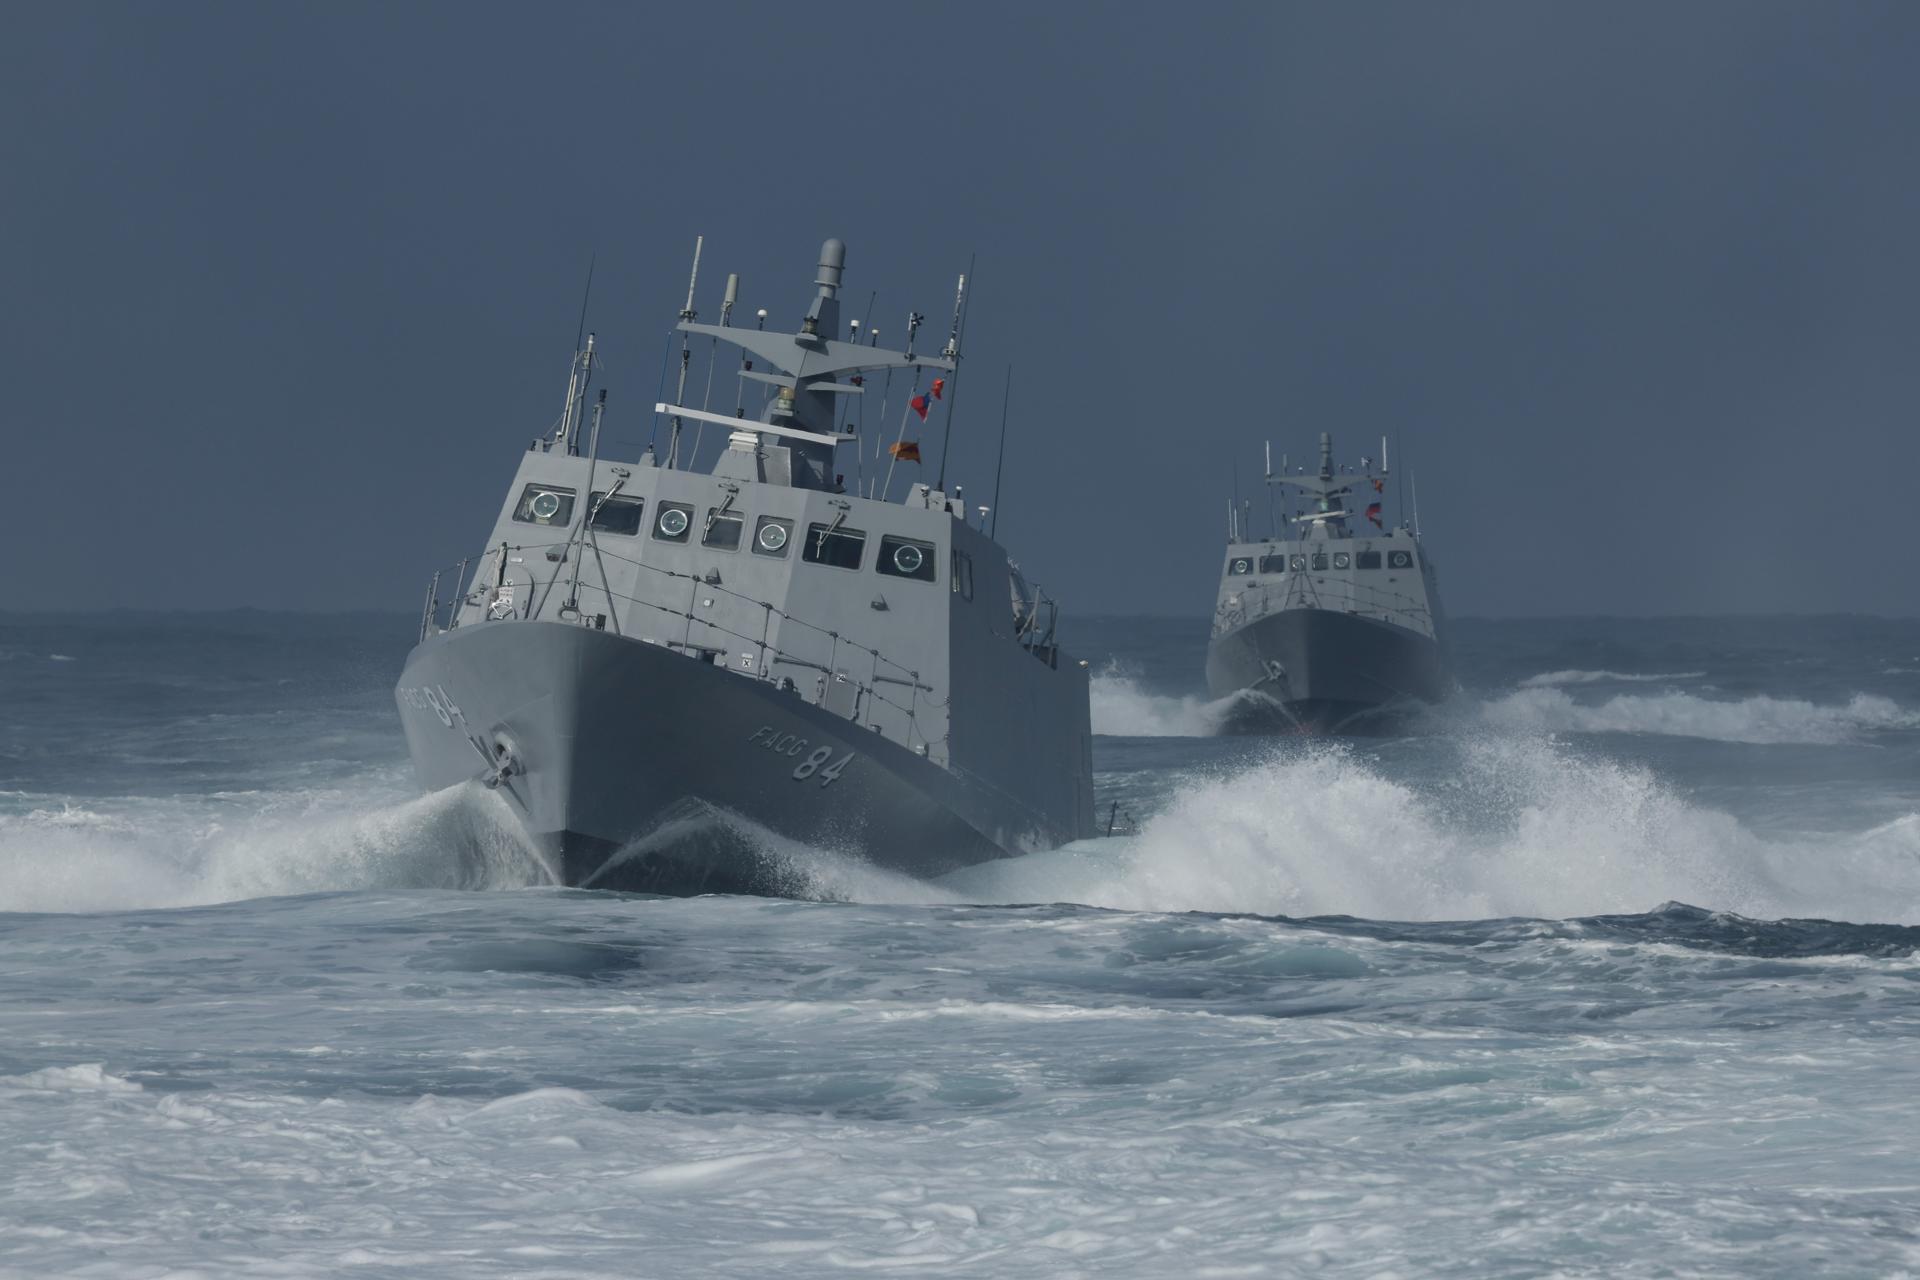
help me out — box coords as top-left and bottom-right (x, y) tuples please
(399, 684), (464, 730)
(749, 725), (856, 787)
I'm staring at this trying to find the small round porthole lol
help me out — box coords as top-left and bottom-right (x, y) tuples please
(1230, 558), (1252, 575)
(1289, 555), (1306, 572)
(658, 507), (690, 537)
(530, 491), (562, 520)
(893, 544), (925, 575)
(758, 522), (788, 552)
(1333, 552), (1351, 570)
(1389, 550), (1412, 569)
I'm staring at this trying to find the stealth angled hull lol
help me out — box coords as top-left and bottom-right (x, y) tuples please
(397, 621), (1041, 896)
(1205, 608), (1449, 734)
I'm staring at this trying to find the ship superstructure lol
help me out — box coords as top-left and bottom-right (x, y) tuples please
(396, 239), (1093, 894)
(1205, 432), (1451, 731)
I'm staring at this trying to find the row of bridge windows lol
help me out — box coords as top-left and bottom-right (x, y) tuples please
(1226, 548), (1416, 576)
(513, 483), (958, 588)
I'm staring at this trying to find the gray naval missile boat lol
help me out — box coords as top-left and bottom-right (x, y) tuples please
(1205, 432), (1451, 733)
(397, 238), (1095, 894)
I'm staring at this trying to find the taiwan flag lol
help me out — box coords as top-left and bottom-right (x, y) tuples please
(910, 392), (931, 420)
(1366, 502), (1383, 528)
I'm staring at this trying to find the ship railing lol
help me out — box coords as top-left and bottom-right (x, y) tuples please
(417, 538), (942, 760)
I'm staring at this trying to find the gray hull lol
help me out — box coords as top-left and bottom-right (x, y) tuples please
(397, 621), (1049, 896)
(1204, 608), (1449, 734)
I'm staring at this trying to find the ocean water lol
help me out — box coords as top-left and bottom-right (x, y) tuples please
(3, 612), (1919, 1277)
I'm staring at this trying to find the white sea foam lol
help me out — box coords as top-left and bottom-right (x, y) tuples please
(1088, 664), (1279, 737)
(940, 737), (1920, 923)
(0, 778), (550, 914)
(1518, 668), (1707, 688)
(1479, 687), (1920, 744)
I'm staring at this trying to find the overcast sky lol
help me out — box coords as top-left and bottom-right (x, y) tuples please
(5, 1), (1916, 616)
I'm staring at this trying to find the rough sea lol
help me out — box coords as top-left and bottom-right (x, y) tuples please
(3, 612), (1919, 1278)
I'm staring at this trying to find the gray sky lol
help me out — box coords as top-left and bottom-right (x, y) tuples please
(5, 1), (1916, 616)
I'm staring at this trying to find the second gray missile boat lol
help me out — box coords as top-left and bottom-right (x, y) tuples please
(397, 239), (1095, 894)
(1205, 433), (1451, 733)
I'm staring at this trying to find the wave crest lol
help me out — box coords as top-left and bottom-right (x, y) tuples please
(1479, 688), (1919, 744)
(941, 737), (1920, 923)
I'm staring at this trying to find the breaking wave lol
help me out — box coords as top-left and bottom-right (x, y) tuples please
(942, 738), (1920, 923)
(1088, 665), (1279, 737)
(1518, 669), (1707, 688)
(0, 776), (551, 914)
(1479, 688), (1920, 744)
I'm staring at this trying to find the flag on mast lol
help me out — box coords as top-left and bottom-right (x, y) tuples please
(1366, 502), (1383, 528)
(889, 441), (921, 462)
(910, 392), (931, 420)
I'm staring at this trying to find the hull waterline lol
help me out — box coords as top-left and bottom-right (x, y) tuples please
(397, 621), (1044, 896)
(1205, 607), (1449, 735)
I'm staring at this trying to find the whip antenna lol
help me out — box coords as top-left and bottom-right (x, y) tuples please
(934, 255), (973, 492)
(667, 234), (703, 468)
(988, 366), (1012, 539)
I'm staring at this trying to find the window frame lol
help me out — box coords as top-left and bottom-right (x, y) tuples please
(801, 521), (868, 571)
(951, 549), (974, 600)
(752, 516), (793, 558)
(1258, 553), (1288, 574)
(586, 491), (643, 536)
(513, 483), (577, 527)
(877, 534), (938, 583)
(701, 508), (745, 552)
(653, 501), (694, 543)
(1356, 550), (1382, 570)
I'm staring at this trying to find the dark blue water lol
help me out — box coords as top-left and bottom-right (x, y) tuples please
(2, 613), (1918, 1275)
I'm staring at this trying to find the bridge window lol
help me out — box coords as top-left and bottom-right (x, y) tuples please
(1289, 554), (1307, 572)
(653, 502), (693, 543)
(952, 550), (974, 600)
(1258, 554), (1288, 574)
(1311, 553), (1329, 571)
(1332, 552), (1351, 570)
(1388, 549), (1415, 570)
(753, 516), (792, 557)
(1356, 550), (1382, 569)
(1227, 556), (1254, 576)
(587, 492), (643, 536)
(702, 509), (744, 551)
(803, 522), (866, 570)
(513, 484), (575, 527)
(878, 535), (937, 582)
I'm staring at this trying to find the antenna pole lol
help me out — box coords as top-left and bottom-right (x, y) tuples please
(1396, 431), (1407, 528)
(1411, 469), (1422, 538)
(567, 388), (608, 609)
(988, 366), (1012, 539)
(667, 235), (703, 469)
(934, 258), (973, 493)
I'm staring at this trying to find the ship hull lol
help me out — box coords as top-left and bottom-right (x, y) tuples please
(396, 621), (1040, 896)
(1204, 607), (1449, 734)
